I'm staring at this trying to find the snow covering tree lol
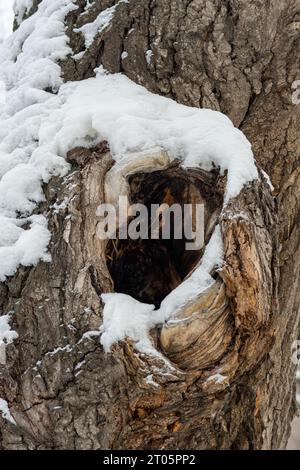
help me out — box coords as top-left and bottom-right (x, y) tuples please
(0, 0), (14, 43)
(0, 0), (299, 450)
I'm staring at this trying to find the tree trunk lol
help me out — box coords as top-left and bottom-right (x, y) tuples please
(0, 0), (299, 450)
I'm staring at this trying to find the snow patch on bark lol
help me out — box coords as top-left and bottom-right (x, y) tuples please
(146, 49), (153, 65)
(0, 398), (16, 424)
(0, 314), (18, 364)
(75, 0), (129, 48)
(0, 0), (14, 42)
(100, 294), (156, 353)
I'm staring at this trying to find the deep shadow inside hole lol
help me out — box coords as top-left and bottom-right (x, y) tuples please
(106, 166), (223, 308)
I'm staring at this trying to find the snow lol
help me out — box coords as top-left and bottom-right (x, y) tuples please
(75, 359), (85, 370)
(0, 313), (18, 364)
(0, 314), (18, 349)
(100, 294), (156, 353)
(14, 0), (34, 25)
(46, 344), (72, 356)
(0, 1), (258, 354)
(0, 398), (16, 424)
(146, 49), (153, 65)
(79, 330), (100, 342)
(75, 0), (129, 49)
(261, 169), (274, 191)
(72, 50), (85, 61)
(83, 1), (94, 13)
(0, 215), (51, 281)
(54, 69), (257, 202)
(0, 0), (14, 42)
(145, 374), (159, 388)
(206, 373), (228, 385)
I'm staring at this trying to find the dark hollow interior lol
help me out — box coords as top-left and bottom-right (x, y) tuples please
(106, 166), (223, 308)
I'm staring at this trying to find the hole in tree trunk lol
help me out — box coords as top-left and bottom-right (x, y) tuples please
(106, 165), (223, 309)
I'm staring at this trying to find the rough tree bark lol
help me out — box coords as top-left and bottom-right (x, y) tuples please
(0, 0), (300, 450)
